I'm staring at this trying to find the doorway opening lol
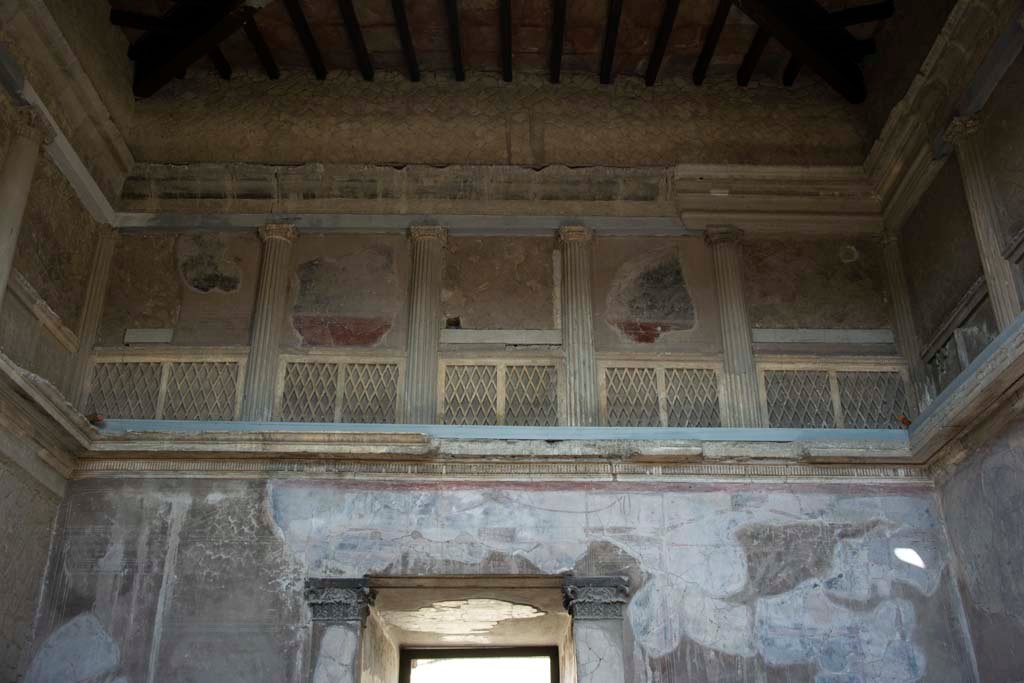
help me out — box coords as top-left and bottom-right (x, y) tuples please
(399, 647), (560, 683)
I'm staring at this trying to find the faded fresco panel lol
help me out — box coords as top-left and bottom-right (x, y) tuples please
(443, 236), (556, 330)
(29, 477), (973, 683)
(286, 234), (409, 349)
(743, 237), (891, 330)
(592, 236), (720, 353)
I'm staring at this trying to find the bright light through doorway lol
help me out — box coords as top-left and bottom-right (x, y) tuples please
(409, 656), (553, 683)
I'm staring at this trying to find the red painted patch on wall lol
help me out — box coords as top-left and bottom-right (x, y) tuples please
(293, 315), (392, 347)
(612, 320), (679, 343)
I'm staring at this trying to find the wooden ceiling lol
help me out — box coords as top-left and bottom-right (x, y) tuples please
(109, 0), (893, 102)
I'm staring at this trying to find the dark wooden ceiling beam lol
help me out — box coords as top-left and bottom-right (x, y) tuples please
(600, 0), (624, 84)
(500, 0), (513, 81)
(243, 17), (280, 80)
(208, 46), (233, 80)
(645, 0), (682, 86)
(390, 0), (420, 82)
(130, 1), (255, 98)
(737, 26), (769, 86)
(444, 0), (466, 81)
(782, 55), (801, 85)
(734, 0), (868, 103)
(693, 0), (732, 85)
(110, 9), (163, 32)
(828, 0), (895, 27)
(549, 0), (567, 83)
(336, 0), (374, 81)
(283, 0), (327, 80)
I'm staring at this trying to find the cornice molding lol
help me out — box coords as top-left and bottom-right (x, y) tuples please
(867, 0), (1023, 235)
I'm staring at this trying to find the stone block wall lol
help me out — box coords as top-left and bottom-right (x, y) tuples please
(25, 476), (976, 682)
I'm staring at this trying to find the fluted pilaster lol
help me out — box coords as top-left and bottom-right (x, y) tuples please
(946, 116), (1023, 329)
(0, 108), (46, 310)
(241, 224), (297, 421)
(881, 234), (931, 414)
(560, 225), (599, 426)
(71, 226), (119, 407)
(564, 577), (629, 683)
(401, 225), (446, 423)
(706, 227), (766, 428)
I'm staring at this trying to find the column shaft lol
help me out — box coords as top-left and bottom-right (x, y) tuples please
(241, 224), (297, 421)
(0, 109), (45, 309)
(560, 226), (599, 426)
(564, 577), (629, 683)
(949, 117), (1023, 329)
(401, 226), (445, 423)
(882, 235), (931, 414)
(71, 226), (118, 407)
(707, 228), (766, 427)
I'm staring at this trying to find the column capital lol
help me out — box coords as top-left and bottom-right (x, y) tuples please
(563, 577), (629, 620)
(559, 225), (592, 243)
(704, 226), (743, 246)
(13, 107), (51, 145)
(943, 115), (981, 146)
(409, 225), (447, 243)
(259, 223), (298, 243)
(304, 578), (375, 623)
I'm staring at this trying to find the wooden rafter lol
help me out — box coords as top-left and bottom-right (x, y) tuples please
(243, 17), (280, 80)
(737, 26), (769, 86)
(129, 1), (254, 98)
(645, 0), (682, 86)
(336, 0), (374, 81)
(500, 0), (513, 82)
(549, 0), (567, 84)
(693, 0), (732, 85)
(391, 0), (420, 82)
(283, 0), (327, 80)
(444, 0), (466, 81)
(600, 0), (624, 84)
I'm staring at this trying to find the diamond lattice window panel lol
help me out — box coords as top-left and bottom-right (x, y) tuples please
(605, 367), (660, 427)
(86, 362), (161, 419)
(162, 362), (239, 421)
(837, 371), (908, 429)
(279, 362), (338, 422)
(765, 370), (835, 428)
(505, 365), (558, 426)
(444, 365), (498, 425)
(339, 363), (399, 423)
(665, 368), (721, 427)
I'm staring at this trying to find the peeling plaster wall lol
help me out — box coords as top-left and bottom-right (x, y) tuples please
(29, 477), (975, 682)
(0, 459), (59, 681)
(286, 234), (409, 350)
(443, 236), (556, 330)
(592, 237), (721, 352)
(98, 233), (260, 347)
(743, 237), (892, 330)
(900, 157), (983, 347)
(978, 50), (1024, 246)
(940, 418), (1024, 682)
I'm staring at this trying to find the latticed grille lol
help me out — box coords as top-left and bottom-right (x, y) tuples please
(86, 362), (161, 419)
(162, 362), (240, 421)
(505, 365), (558, 426)
(444, 365), (498, 425)
(279, 362), (337, 422)
(837, 371), (908, 429)
(339, 363), (399, 423)
(665, 368), (721, 427)
(605, 367), (660, 427)
(765, 370), (835, 428)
